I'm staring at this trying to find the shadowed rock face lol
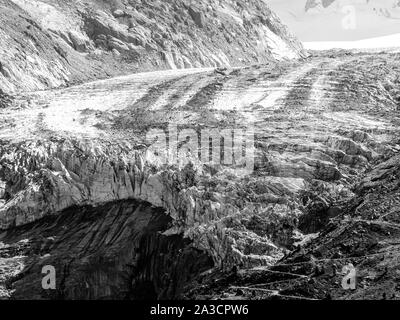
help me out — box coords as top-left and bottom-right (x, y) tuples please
(0, 200), (213, 299)
(0, 0), (304, 93)
(1, 50), (400, 299)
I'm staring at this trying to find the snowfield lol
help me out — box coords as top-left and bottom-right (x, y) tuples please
(304, 33), (400, 50)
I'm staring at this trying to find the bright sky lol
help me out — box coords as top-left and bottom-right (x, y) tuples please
(267, 0), (400, 42)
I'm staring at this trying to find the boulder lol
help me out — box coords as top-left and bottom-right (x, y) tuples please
(188, 6), (205, 28)
(0, 88), (12, 108)
(69, 31), (91, 52)
(94, 34), (108, 48)
(108, 37), (130, 52)
(112, 48), (121, 56)
(112, 9), (125, 18)
(127, 43), (146, 55)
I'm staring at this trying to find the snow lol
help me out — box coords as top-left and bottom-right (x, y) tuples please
(304, 33), (400, 50)
(268, 0), (400, 42)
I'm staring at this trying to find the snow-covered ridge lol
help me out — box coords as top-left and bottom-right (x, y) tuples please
(304, 33), (400, 50)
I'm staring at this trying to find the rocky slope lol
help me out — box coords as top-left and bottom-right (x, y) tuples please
(0, 0), (304, 94)
(185, 51), (400, 300)
(0, 200), (213, 299)
(0, 50), (399, 299)
(186, 153), (400, 300)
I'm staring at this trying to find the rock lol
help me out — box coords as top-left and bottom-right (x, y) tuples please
(68, 31), (90, 52)
(188, 6), (205, 28)
(94, 34), (108, 48)
(108, 37), (130, 52)
(0, 180), (5, 198)
(112, 48), (121, 56)
(0, 88), (12, 108)
(162, 51), (177, 69)
(0, 62), (11, 78)
(127, 43), (146, 55)
(112, 9), (125, 18)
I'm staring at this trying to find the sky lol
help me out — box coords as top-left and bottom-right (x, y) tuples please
(267, 0), (400, 43)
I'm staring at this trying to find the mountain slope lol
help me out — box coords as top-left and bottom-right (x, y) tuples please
(0, 0), (304, 93)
